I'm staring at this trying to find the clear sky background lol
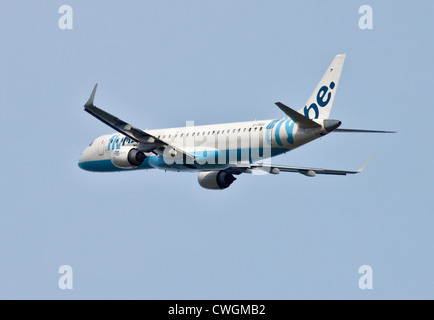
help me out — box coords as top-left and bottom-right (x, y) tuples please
(0, 1), (433, 299)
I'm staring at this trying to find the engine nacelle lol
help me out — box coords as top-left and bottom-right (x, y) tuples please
(198, 171), (236, 190)
(111, 146), (146, 169)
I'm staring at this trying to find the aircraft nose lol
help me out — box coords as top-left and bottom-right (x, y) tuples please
(78, 152), (84, 164)
(78, 152), (86, 169)
(78, 147), (91, 168)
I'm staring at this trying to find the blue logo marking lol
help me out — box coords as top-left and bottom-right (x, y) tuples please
(303, 81), (335, 119)
(107, 134), (134, 150)
(267, 119), (295, 147)
(284, 119), (295, 144)
(266, 120), (279, 145)
(274, 119), (286, 146)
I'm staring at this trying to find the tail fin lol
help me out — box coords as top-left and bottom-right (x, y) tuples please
(299, 54), (346, 120)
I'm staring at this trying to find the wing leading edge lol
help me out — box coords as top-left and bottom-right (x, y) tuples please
(84, 84), (196, 162)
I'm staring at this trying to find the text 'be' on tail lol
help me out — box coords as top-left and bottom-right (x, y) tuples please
(299, 54), (346, 120)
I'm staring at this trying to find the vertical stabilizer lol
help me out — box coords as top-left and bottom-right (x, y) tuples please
(299, 54), (346, 120)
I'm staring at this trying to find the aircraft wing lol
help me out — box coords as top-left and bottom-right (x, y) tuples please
(228, 154), (374, 177)
(84, 84), (196, 162)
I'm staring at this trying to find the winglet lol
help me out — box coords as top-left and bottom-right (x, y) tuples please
(85, 83), (98, 109)
(358, 153), (374, 173)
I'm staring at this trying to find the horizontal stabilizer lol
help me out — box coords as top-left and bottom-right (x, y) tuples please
(335, 129), (396, 133)
(275, 102), (321, 129)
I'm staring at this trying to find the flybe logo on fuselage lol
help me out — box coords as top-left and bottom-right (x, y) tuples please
(107, 134), (134, 150)
(303, 81), (335, 119)
(266, 119), (295, 147)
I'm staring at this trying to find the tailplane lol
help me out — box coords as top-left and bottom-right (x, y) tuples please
(299, 54), (346, 120)
(334, 128), (396, 133)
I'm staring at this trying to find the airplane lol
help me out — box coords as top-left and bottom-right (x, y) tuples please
(78, 54), (394, 189)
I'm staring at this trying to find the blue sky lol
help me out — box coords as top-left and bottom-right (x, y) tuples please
(0, 1), (433, 299)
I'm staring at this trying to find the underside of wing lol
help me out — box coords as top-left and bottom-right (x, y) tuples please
(227, 154), (374, 177)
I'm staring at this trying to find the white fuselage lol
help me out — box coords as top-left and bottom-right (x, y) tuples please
(78, 117), (329, 172)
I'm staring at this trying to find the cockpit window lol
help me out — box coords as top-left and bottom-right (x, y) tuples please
(89, 141), (94, 146)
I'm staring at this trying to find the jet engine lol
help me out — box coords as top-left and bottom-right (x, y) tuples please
(111, 146), (146, 168)
(198, 171), (237, 190)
